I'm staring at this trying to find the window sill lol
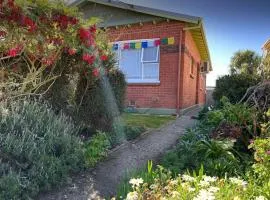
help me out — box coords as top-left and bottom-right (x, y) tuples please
(127, 80), (160, 85)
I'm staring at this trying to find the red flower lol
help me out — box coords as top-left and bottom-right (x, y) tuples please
(0, 30), (6, 37)
(266, 150), (270, 155)
(8, 48), (18, 57)
(92, 68), (99, 77)
(89, 25), (96, 33)
(82, 54), (95, 65)
(68, 48), (76, 55)
(7, 0), (15, 8)
(101, 55), (108, 61)
(69, 17), (78, 25)
(21, 16), (37, 32)
(79, 28), (91, 41)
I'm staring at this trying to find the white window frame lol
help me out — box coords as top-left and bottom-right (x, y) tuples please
(113, 38), (160, 84)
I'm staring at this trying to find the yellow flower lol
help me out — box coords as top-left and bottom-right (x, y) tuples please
(233, 196), (241, 200)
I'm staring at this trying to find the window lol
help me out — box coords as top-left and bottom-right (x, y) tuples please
(190, 57), (194, 75)
(113, 39), (160, 83)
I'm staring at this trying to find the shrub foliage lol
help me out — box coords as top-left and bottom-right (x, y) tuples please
(0, 100), (84, 199)
(213, 74), (260, 104)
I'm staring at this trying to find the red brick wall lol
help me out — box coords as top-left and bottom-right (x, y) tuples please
(108, 21), (184, 109)
(179, 30), (206, 108)
(107, 21), (206, 111)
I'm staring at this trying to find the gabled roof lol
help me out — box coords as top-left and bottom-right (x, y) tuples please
(70, 0), (212, 69)
(70, 0), (201, 24)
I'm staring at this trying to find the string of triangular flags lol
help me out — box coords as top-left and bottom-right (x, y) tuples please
(111, 37), (175, 50)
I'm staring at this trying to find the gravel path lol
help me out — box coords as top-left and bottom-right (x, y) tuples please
(38, 109), (199, 200)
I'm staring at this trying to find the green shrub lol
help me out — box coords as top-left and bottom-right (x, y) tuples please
(213, 74), (260, 104)
(124, 126), (146, 140)
(75, 69), (126, 132)
(84, 132), (111, 167)
(197, 105), (210, 120)
(205, 110), (225, 127)
(0, 100), (84, 199)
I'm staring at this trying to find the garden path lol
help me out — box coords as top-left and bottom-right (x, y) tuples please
(38, 108), (199, 200)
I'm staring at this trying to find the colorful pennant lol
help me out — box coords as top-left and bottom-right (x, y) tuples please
(135, 42), (142, 49)
(168, 37), (175, 45)
(113, 43), (118, 50)
(112, 37), (175, 51)
(142, 41), (148, 48)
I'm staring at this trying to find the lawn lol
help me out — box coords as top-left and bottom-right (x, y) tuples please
(122, 113), (176, 129)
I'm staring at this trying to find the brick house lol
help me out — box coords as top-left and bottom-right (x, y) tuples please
(71, 0), (212, 114)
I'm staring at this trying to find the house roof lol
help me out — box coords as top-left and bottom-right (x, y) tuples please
(69, 0), (212, 70)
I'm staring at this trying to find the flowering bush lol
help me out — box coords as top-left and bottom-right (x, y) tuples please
(124, 171), (267, 200)
(0, 0), (113, 99)
(248, 137), (270, 185)
(120, 136), (270, 200)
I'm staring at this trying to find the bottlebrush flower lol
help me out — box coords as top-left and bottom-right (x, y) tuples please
(89, 25), (96, 33)
(92, 68), (99, 77)
(100, 55), (108, 61)
(68, 48), (77, 55)
(69, 17), (78, 25)
(79, 28), (91, 41)
(82, 54), (95, 65)
(8, 48), (18, 57)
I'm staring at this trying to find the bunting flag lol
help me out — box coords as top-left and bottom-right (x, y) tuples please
(142, 41), (148, 48)
(161, 38), (168, 45)
(168, 37), (175, 45)
(130, 42), (136, 49)
(135, 42), (142, 49)
(111, 37), (175, 51)
(123, 43), (130, 49)
(154, 39), (161, 46)
(113, 43), (118, 50)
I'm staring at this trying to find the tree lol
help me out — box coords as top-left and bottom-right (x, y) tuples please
(230, 50), (261, 75)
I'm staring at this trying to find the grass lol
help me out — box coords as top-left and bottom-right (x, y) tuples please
(122, 113), (176, 129)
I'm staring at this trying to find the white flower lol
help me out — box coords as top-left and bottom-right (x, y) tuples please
(255, 196), (267, 200)
(229, 177), (247, 187)
(208, 186), (219, 193)
(170, 179), (178, 185)
(182, 174), (195, 182)
(199, 180), (210, 188)
(188, 187), (196, 192)
(129, 178), (143, 187)
(233, 197), (241, 200)
(126, 191), (139, 200)
(171, 191), (181, 198)
(150, 184), (157, 190)
(193, 189), (215, 200)
(203, 175), (217, 183)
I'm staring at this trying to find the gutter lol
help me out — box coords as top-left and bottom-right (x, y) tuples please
(183, 19), (212, 71)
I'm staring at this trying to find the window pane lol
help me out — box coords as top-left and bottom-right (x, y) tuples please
(143, 63), (159, 80)
(142, 47), (159, 62)
(120, 49), (142, 79)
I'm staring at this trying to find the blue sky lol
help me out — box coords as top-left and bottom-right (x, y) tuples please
(121, 0), (270, 86)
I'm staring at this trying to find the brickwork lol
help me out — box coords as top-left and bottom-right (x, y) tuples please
(107, 21), (206, 112)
